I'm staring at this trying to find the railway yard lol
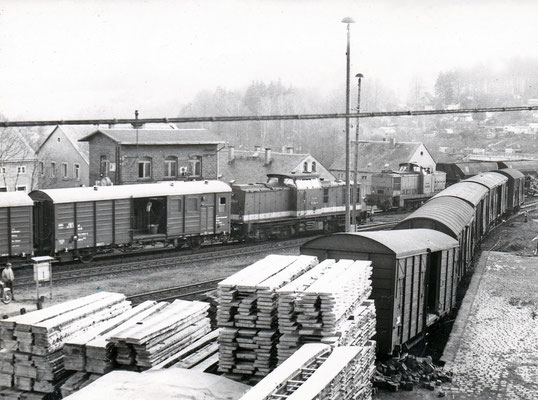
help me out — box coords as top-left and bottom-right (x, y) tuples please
(0, 198), (538, 399)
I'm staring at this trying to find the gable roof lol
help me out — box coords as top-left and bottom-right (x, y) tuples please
(79, 129), (223, 145)
(219, 150), (334, 184)
(37, 125), (89, 164)
(0, 128), (37, 161)
(329, 141), (424, 172)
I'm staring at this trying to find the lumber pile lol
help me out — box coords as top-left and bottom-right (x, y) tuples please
(107, 299), (211, 370)
(0, 292), (130, 399)
(239, 342), (376, 400)
(150, 329), (220, 372)
(217, 255), (319, 378)
(63, 301), (160, 374)
(277, 259), (375, 364)
(60, 372), (100, 398)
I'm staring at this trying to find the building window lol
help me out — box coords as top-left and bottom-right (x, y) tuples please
(0, 167), (6, 174)
(219, 197), (227, 213)
(312, 162), (317, 172)
(0, 187), (6, 192)
(39, 162), (44, 175)
(177, 199), (183, 212)
(189, 156), (201, 177)
(323, 188), (329, 203)
(16, 186), (27, 192)
(61, 163), (68, 179)
(303, 161), (308, 172)
(138, 158), (152, 179)
(51, 162), (56, 178)
(164, 157), (177, 178)
(17, 166), (26, 174)
(100, 156), (109, 177)
(74, 164), (80, 180)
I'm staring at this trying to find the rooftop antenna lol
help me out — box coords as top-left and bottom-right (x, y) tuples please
(135, 110), (139, 154)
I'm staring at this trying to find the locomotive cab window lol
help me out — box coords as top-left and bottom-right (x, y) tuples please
(219, 197), (227, 212)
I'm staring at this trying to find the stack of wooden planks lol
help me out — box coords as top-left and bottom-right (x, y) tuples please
(239, 342), (376, 400)
(217, 255), (319, 378)
(107, 299), (211, 370)
(277, 259), (375, 364)
(63, 301), (161, 374)
(0, 292), (130, 399)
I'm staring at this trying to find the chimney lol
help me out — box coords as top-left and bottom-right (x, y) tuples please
(286, 146), (294, 154)
(228, 146), (235, 162)
(264, 148), (272, 165)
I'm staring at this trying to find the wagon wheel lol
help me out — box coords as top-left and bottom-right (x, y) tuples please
(78, 252), (96, 264)
(187, 237), (202, 251)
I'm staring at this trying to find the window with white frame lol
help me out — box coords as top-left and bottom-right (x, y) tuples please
(17, 166), (26, 174)
(311, 161), (317, 172)
(16, 186), (27, 192)
(189, 156), (201, 177)
(138, 158), (152, 179)
(164, 156), (177, 178)
(39, 162), (44, 175)
(100, 156), (109, 177)
(51, 162), (56, 178)
(74, 164), (80, 180)
(61, 163), (68, 179)
(0, 167), (6, 174)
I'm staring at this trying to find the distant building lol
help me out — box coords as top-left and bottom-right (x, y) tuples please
(219, 146), (335, 184)
(79, 128), (223, 185)
(36, 125), (90, 188)
(329, 139), (436, 201)
(0, 129), (37, 193)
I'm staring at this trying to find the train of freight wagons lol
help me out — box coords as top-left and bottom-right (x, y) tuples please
(0, 160), (533, 354)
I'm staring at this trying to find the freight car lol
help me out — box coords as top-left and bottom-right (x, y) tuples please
(0, 192), (33, 263)
(30, 180), (232, 261)
(436, 161), (499, 185)
(230, 173), (360, 241)
(300, 167), (524, 355)
(365, 163), (446, 211)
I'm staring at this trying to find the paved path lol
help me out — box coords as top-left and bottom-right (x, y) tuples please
(442, 251), (538, 399)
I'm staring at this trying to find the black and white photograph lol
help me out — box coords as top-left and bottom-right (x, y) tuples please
(0, 0), (537, 399)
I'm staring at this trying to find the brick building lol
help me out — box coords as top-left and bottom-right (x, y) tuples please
(36, 125), (90, 188)
(79, 128), (223, 185)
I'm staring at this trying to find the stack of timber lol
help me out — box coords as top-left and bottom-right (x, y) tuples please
(150, 329), (220, 372)
(217, 255), (319, 378)
(277, 259), (375, 364)
(239, 342), (376, 400)
(107, 299), (211, 370)
(63, 301), (160, 374)
(0, 292), (129, 400)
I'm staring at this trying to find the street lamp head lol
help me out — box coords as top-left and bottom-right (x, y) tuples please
(355, 73), (364, 79)
(341, 17), (355, 24)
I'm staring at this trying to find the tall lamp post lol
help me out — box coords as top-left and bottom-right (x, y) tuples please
(352, 73), (364, 229)
(342, 16), (355, 232)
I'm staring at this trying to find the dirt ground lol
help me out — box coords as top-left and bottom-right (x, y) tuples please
(4, 246), (300, 317)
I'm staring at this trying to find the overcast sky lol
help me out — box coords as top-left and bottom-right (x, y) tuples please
(0, 0), (537, 120)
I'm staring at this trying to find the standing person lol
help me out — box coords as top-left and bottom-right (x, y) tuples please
(2, 263), (15, 300)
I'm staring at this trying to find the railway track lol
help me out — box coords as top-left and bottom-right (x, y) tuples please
(14, 218), (400, 289)
(126, 277), (225, 304)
